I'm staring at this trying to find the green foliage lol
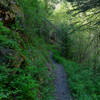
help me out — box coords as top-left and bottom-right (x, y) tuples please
(16, 0), (45, 36)
(67, 0), (100, 12)
(1, 0), (99, 100)
(0, 32), (54, 100)
(49, 0), (100, 64)
(0, 0), (54, 99)
(53, 50), (100, 100)
(0, 65), (39, 100)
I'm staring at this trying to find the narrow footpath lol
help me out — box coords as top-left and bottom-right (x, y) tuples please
(50, 52), (72, 100)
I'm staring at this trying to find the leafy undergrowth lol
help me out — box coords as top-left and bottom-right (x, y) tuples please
(0, 22), (54, 100)
(53, 50), (100, 100)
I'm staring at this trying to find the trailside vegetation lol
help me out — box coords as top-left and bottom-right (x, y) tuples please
(0, 0), (100, 100)
(0, 0), (54, 100)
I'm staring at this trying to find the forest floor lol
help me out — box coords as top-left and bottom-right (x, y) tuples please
(50, 52), (72, 100)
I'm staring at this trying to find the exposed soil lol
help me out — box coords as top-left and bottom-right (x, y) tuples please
(50, 52), (72, 100)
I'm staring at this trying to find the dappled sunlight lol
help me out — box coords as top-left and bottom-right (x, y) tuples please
(55, 3), (61, 10)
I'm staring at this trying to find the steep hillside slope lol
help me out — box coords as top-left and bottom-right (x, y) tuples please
(0, 0), (54, 100)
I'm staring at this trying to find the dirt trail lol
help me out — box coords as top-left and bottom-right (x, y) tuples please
(50, 52), (72, 100)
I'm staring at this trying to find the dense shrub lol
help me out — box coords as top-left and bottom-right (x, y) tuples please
(0, 0), (54, 99)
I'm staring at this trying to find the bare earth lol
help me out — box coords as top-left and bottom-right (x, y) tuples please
(50, 52), (72, 100)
